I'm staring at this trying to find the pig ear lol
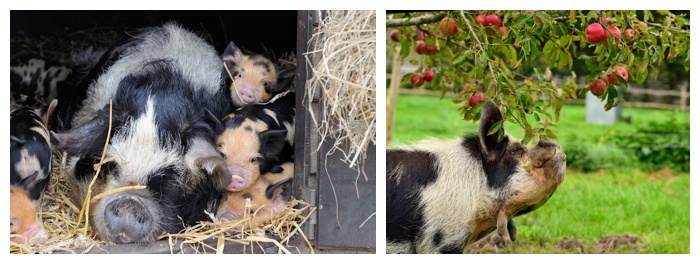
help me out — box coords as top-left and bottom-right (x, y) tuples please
(478, 100), (506, 162)
(264, 178), (293, 203)
(51, 114), (110, 156)
(272, 66), (296, 94)
(39, 99), (58, 126)
(17, 171), (39, 190)
(203, 109), (224, 135)
(222, 42), (243, 70)
(259, 129), (288, 160)
(184, 137), (231, 193)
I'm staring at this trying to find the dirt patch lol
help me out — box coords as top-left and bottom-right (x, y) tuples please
(466, 233), (512, 253)
(466, 232), (644, 253)
(595, 233), (644, 253)
(558, 237), (584, 253)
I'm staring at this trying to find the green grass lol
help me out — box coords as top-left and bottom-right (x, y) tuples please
(389, 93), (691, 253)
(505, 169), (690, 253)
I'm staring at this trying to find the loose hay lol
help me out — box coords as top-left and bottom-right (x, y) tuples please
(303, 10), (376, 172)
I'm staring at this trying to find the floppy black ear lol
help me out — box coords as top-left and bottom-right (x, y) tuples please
(273, 66), (295, 94)
(51, 113), (110, 156)
(478, 100), (506, 162)
(203, 109), (224, 135)
(259, 129), (288, 161)
(265, 178), (293, 202)
(222, 41), (243, 72)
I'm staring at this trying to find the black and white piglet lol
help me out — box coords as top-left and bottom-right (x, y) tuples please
(11, 99), (58, 209)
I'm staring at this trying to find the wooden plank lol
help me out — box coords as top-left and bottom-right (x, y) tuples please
(317, 140), (376, 249)
(294, 10), (320, 244)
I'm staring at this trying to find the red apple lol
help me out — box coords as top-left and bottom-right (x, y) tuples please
(624, 28), (637, 43)
(469, 94), (484, 107)
(638, 21), (647, 31)
(589, 79), (607, 96)
(475, 14), (486, 26)
(498, 25), (507, 36)
(485, 14), (501, 27)
(607, 26), (621, 40)
(410, 73), (424, 87)
(427, 45), (437, 55)
(606, 67), (629, 86)
(440, 17), (458, 35)
(390, 29), (400, 42)
(603, 17), (614, 24)
(413, 31), (425, 41)
(423, 70), (435, 82)
(415, 41), (427, 55)
(585, 23), (608, 44)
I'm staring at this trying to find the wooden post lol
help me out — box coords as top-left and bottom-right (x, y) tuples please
(386, 46), (402, 146)
(680, 84), (688, 111)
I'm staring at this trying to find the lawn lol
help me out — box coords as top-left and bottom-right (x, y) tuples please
(389, 93), (691, 253)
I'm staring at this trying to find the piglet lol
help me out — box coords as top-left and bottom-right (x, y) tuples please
(10, 186), (49, 246)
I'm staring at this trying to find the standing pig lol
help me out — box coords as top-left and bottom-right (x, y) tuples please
(222, 41), (295, 107)
(50, 23), (234, 244)
(386, 100), (566, 254)
(10, 99), (58, 210)
(10, 186), (49, 246)
(216, 91), (295, 192)
(216, 162), (294, 230)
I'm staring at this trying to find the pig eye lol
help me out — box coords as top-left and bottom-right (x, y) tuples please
(250, 157), (260, 165)
(263, 82), (270, 88)
(237, 73), (242, 78)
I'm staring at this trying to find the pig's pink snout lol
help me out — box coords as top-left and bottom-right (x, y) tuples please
(227, 175), (247, 192)
(238, 88), (256, 103)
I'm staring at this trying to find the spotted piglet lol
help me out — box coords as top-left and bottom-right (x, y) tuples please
(216, 91), (295, 193)
(222, 42), (295, 107)
(216, 162), (294, 230)
(10, 185), (49, 245)
(10, 99), (57, 210)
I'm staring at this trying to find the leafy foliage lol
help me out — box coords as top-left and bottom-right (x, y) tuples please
(614, 117), (690, 172)
(387, 10), (690, 142)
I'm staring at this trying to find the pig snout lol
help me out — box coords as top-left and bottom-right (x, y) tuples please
(103, 195), (153, 244)
(13, 222), (49, 246)
(218, 210), (242, 223)
(25, 223), (49, 245)
(237, 86), (257, 104)
(227, 165), (250, 192)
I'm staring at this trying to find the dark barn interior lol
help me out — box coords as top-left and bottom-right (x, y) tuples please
(10, 10), (298, 64)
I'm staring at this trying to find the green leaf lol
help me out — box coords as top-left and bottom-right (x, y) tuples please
(488, 120), (503, 136)
(452, 50), (471, 66)
(400, 40), (411, 58)
(534, 113), (540, 122)
(432, 68), (446, 90)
